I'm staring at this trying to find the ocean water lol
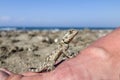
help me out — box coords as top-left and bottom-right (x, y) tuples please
(0, 26), (115, 30)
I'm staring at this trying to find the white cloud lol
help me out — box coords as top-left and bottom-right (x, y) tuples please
(0, 16), (11, 22)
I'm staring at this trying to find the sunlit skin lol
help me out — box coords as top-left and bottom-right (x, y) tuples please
(1, 28), (120, 80)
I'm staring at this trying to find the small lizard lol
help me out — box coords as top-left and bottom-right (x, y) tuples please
(29, 29), (78, 72)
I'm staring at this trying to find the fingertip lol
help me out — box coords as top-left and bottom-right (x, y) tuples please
(0, 68), (13, 75)
(0, 70), (9, 80)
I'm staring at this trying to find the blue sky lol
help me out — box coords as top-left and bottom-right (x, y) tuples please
(0, 0), (120, 27)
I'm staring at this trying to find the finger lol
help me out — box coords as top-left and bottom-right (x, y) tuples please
(22, 72), (42, 76)
(21, 72), (52, 80)
(0, 68), (13, 75)
(22, 71), (49, 77)
(0, 70), (10, 80)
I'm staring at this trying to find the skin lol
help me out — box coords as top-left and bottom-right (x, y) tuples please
(1, 28), (120, 80)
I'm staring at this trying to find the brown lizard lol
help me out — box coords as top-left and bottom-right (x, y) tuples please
(29, 29), (78, 72)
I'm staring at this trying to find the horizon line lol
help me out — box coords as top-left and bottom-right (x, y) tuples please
(0, 26), (117, 30)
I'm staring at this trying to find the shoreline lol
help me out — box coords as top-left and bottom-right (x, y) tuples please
(0, 26), (116, 31)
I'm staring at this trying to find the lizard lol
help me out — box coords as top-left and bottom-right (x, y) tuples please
(28, 29), (78, 72)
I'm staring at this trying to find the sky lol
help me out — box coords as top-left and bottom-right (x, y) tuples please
(0, 0), (120, 27)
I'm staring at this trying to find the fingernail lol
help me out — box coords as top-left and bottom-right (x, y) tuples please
(0, 70), (9, 80)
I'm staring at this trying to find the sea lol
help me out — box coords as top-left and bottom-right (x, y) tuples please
(0, 26), (116, 31)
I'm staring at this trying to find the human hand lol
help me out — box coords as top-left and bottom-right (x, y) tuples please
(1, 28), (120, 80)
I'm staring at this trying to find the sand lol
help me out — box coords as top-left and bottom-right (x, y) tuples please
(0, 29), (112, 73)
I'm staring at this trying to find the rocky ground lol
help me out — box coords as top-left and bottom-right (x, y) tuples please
(0, 29), (112, 73)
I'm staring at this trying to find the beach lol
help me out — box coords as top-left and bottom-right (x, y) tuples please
(0, 29), (112, 73)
